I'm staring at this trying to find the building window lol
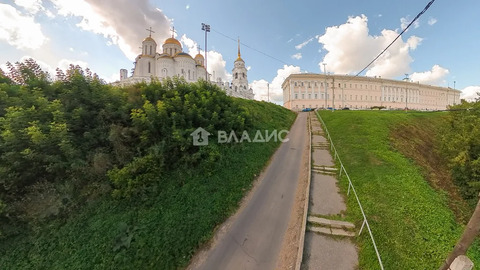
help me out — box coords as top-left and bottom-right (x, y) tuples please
(150, 46), (152, 55)
(301, 82), (304, 86)
(295, 82), (297, 86)
(315, 94), (317, 98)
(295, 94), (298, 99)
(148, 62), (151, 73)
(308, 94), (311, 99)
(302, 94), (304, 99)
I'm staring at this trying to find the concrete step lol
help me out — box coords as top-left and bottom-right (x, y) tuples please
(308, 226), (356, 237)
(312, 166), (337, 171)
(311, 170), (337, 176)
(308, 216), (355, 230)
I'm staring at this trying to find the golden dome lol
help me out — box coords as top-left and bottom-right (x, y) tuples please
(194, 53), (204, 59)
(143, 36), (156, 43)
(164, 37), (181, 46)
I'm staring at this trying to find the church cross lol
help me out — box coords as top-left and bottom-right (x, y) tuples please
(170, 26), (177, 38)
(146, 27), (155, 37)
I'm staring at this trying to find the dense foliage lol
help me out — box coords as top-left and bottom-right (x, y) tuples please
(0, 59), (254, 236)
(0, 59), (296, 269)
(441, 98), (480, 205)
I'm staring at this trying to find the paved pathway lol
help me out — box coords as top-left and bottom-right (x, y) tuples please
(189, 113), (309, 270)
(301, 112), (358, 270)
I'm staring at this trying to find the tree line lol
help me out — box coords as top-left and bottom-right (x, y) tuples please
(0, 59), (251, 237)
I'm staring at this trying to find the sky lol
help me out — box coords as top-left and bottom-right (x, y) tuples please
(1, 0), (479, 104)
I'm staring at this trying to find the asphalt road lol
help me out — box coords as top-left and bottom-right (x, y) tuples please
(192, 112), (308, 270)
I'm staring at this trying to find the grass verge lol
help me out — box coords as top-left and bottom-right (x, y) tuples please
(0, 100), (296, 269)
(317, 110), (480, 269)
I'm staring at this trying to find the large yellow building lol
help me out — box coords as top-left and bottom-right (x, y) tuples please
(282, 73), (461, 111)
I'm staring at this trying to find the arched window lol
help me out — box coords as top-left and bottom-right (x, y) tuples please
(243, 73), (245, 79)
(148, 62), (151, 73)
(188, 70), (191, 80)
(144, 45), (147, 54)
(235, 73), (238, 79)
(150, 46), (152, 55)
(170, 48), (172, 55)
(162, 68), (167, 77)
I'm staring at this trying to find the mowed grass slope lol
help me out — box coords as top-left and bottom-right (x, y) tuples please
(317, 110), (480, 269)
(0, 100), (296, 270)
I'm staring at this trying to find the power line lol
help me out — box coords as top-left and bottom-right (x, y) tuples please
(211, 28), (293, 67)
(355, 0), (436, 77)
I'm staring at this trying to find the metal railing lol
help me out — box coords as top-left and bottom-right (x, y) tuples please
(315, 111), (385, 270)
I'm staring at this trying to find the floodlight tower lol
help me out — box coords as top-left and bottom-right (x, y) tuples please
(201, 23), (210, 80)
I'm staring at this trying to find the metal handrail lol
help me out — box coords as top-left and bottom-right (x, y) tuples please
(316, 111), (385, 270)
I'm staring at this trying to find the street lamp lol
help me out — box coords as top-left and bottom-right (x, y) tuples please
(322, 63), (327, 109)
(201, 23), (210, 81)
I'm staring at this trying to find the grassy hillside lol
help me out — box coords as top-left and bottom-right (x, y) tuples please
(317, 110), (480, 269)
(1, 99), (295, 270)
(0, 63), (296, 269)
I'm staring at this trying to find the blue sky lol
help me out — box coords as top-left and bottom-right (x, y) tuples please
(1, 0), (479, 103)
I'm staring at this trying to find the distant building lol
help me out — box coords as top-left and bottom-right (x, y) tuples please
(282, 73), (461, 111)
(113, 30), (254, 100)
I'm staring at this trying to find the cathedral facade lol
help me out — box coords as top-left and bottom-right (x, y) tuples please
(115, 32), (254, 100)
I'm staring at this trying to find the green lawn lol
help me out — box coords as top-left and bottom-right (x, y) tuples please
(317, 110), (480, 269)
(0, 100), (296, 270)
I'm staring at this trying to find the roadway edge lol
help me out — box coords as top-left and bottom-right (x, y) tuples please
(294, 111), (312, 270)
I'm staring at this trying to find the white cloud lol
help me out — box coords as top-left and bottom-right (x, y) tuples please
(410, 65), (449, 85)
(291, 53), (302, 60)
(57, 59), (88, 71)
(50, 0), (171, 60)
(317, 14), (422, 78)
(428, 17), (437, 26)
(186, 4), (190, 10)
(295, 37), (314, 50)
(461, 86), (480, 101)
(401, 16), (420, 30)
(250, 65), (301, 104)
(180, 34), (231, 82)
(0, 4), (47, 50)
(14, 0), (44, 14)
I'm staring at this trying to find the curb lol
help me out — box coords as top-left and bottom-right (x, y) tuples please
(294, 112), (312, 270)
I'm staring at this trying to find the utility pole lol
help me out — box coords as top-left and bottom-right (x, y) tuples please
(332, 76), (335, 111)
(404, 73), (409, 111)
(201, 23), (210, 81)
(322, 63), (327, 109)
(267, 83), (270, 102)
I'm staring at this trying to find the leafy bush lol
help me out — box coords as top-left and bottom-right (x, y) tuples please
(441, 100), (480, 205)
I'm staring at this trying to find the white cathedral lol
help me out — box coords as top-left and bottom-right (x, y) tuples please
(114, 30), (254, 100)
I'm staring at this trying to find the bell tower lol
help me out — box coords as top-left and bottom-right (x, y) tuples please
(231, 38), (249, 92)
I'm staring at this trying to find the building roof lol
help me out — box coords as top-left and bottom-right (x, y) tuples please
(174, 52), (193, 59)
(164, 37), (181, 47)
(143, 36), (156, 43)
(194, 53), (204, 59)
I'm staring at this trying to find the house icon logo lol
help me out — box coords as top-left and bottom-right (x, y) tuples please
(190, 127), (211, 146)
